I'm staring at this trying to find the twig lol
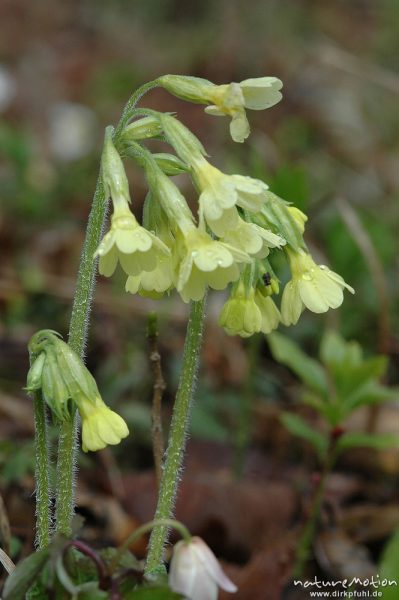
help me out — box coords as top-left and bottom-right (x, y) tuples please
(147, 312), (166, 490)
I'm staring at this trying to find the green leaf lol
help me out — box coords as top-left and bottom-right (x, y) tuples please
(379, 528), (399, 599)
(320, 330), (352, 366)
(268, 332), (328, 396)
(3, 549), (49, 600)
(280, 412), (328, 459)
(336, 432), (399, 452)
(124, 586), (184, 599)
(301, 391), (343, 426)
(344, 382), (398, 414)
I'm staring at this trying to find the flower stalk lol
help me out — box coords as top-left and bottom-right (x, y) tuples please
(145, 297), (206, 575)
(54, 81), (159, 537)
(32, 391), (51, 548)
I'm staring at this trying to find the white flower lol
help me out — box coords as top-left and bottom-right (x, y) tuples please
(281, 249), (354, 325)
(169, 536), (237, 600)
(95, 208), (170, 277)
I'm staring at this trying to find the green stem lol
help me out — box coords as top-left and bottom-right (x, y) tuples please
(33, 392), (51, 548)
(110, 519), (191, 574)
(145, 298), (206, 575)
(55, 81), (159, 537)
(293, 442), (337, 578)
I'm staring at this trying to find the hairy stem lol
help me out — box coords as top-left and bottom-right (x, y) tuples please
(33, 392), (51, 548)
(145, 298), (206, 575)
(55, 81), (159, 537)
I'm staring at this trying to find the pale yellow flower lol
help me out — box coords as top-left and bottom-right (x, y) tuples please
(193, 158), (269, 234)
(169, 536), (237, 600)
(176, 229), (251, 303)
(254, 290), (281, 334)
(219, 284), (262, 337)
(160, 75), (282, 143)
(281, 249), (354, 325)
(79, 397), (129, 453)
(95, 206), (170, 277)
(222, 217), (286, 258)
(125, 252), (175, 298)
(205, 77), (283, 143)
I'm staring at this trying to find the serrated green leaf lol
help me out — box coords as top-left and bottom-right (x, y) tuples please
(3, 549), (49, 600)
(336, 432), (399, 452)
(268, 332), (328, 397)
(280, 412), (328, 459)
(378, 528), (399, 599)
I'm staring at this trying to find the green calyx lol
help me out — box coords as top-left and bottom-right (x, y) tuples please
(26, 329), (99, 422)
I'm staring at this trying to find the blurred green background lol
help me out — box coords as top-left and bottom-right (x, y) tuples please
(0, 0), (399, 586)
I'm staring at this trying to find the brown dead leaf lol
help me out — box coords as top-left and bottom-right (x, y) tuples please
(314, 528), (375, 580)
(340, 504), (399, 544)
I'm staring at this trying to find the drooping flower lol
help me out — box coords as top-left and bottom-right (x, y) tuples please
(281, 249), (355, 325)
(160, 74), (283, 142)
(95, 207), (170, 277)
(26, 330), (129, 452)
(219, 283), (262, 337)
(95, 126), (170, 278)
(176, 228), (251, 303)
(140, 153), (251, 303)
(191, 157), (269, 235)
(78, 396), (129, 453)
(169, 536), (237, 600)
(125, 250), (175, 298)
(254, 289), (281, 334)
(221, 216), (286, 258)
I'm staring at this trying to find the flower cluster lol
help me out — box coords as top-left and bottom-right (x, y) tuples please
(26, 330), (129, 452)
(94, 74), (353, 339)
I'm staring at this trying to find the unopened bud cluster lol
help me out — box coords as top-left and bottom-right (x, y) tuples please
(94, 74), (353, 338)
(26, 330), (129, 452)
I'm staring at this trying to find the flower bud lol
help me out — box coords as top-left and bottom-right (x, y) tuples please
(152, 153), (189, 176)
(169, 536), (237, 600)
(26, 330), (129, 451)
(121, 116), (163, 141)
(101, 126), (130, 210)
(160, 114), (207, 164)
(159, 74), (216, 104)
